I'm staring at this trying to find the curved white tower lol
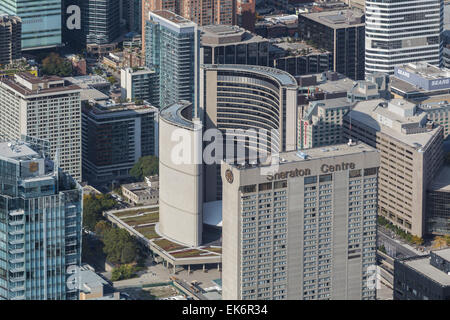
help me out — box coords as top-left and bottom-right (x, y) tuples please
(365, 0), (444, 75)
(159, 101), (203, 247)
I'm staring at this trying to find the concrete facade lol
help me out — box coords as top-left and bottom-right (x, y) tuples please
(159, 101), (203, 247)
(343, 99), (444, 237)
(221, 142), (380, 300)
(0, 73), (82, 181)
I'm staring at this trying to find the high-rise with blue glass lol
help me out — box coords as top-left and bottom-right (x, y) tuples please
(145, 10), (200, 111)
(0, 0), (62, 50)
(0, 140), (82, 300)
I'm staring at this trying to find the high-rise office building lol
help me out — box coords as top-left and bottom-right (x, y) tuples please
(299, 9), (366, 80)
(82, 101), (159, 184)
(221, 142), (380, 300)
(0, 140), (83, 300)
(159, 101), (203, 247)
(426, 166), (450, 236)
(0, 15), (21, 66)
(200, 64), (298, 202)
(199, 25), (270, 66)
(0, 73), (82, 181)
(365, 0), (444, 75)
(343, 99), (444, 237)
(158, 65), (298, 247)
(83, 0), (120, 45)
(299, 98), (354, 150)
(145, 10), (200, 110)
(0, 0), (62, 50)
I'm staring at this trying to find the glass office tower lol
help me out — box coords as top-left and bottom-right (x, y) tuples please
(0, 140), (82, 300)
(0, 0), (62, 50)
(145, 10), (200, 111)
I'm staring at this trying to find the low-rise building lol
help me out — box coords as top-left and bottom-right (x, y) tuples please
(79, 265), (121, 300)
(394, 249), (450, 300)
(390, 63), (450, 139)
(122, 175), (159, 205)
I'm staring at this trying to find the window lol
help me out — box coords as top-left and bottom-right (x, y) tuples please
(319, 174), (332, 183)
(349, 169), (361, 178)
(364, 167), (377, 176)
(259, 182), (272, 191)
(274, 180), (287, 189)
(305, 176), (317, 185)
(241, 185), (256, 193)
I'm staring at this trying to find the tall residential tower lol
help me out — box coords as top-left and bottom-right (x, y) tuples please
(145, 10), (200, 110)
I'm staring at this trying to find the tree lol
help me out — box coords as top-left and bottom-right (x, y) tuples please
(129, 156), (159, 181)
(111, 264), (136, 281)
(411, 236), (424, 246)
(95, 220), (111, 238)
(433, 236), (447, 249)
(107, 76), (116, 85)
(94, 68), (103, 75)
(83, 194), (117, 231)
(102, 228), (138, 264)
(42, 53), (73, 77)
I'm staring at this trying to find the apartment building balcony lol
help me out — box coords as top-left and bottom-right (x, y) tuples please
(9, 238), (24, 245)
(10, 265), (25, 273)
(9, 275), (25, 283)
(9, 218), (25, 226)
(9, 227), (25, 236)
(9, 246), (25, 255)
(9, 209), (24, 216)
(10, 293), (25, 300)
(10, 284), (25, 292)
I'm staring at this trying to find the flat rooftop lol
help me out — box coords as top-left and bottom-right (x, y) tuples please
(435, 248), (450, 262)
(429, 166), (450, 192)
(403, 254), (450, 286)
(273, 40), (329, 56)
(301, 9), (364, 29)
(200, 25), (266, 46)
(160, 100), (196, 129)
(151, 10), (195, 26)
(0, 74), (81, 96)
(299, 72), (355, 93)
(202, 64), (297, 87)
(396, 63), (450, 81)
(347, 99), (441, 148)
(246, 142), (377, 168)
(0, 142), (39, 160)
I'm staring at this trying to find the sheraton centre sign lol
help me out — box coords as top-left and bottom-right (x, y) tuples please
(266, 162), (356, 181)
